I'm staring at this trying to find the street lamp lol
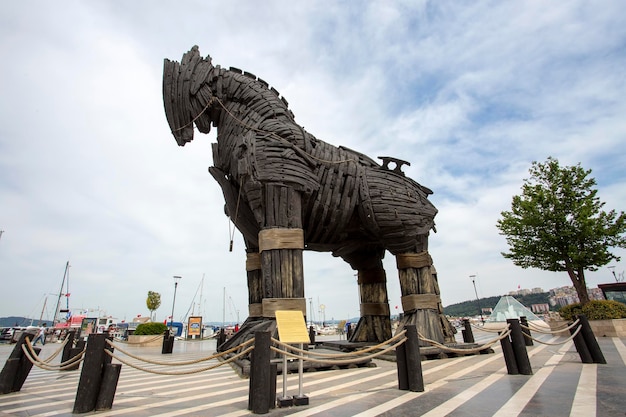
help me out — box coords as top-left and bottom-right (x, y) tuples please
(470, 275), (484, 324)
(170, 276), (181, 332)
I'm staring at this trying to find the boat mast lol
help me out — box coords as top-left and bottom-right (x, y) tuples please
(53, 261), (70, 326)
(198, 273), (204, 318)
(38, 296), (48, 325)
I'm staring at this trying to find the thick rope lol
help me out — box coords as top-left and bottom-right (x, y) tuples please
(522, 319), (580, 334)
(522, 325), (582, 345)
(171, 97), (214, 133)
(24, 338), (85, 367)
(106, 338), (253, 366)
(213, 96), (357, 165)
(270, 337), (406, 365)
(21, 344), (86, 371)
(470, 324), (508, 333)
(25, 337), (69, 363)
(105, 345), (253, 375)
(112, 334), (164, 345)
(418, 328), (512, 354)
(271, 330), (406, 359)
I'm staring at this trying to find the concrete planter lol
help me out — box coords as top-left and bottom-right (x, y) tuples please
(127, 334), (163, 347)
(588, 319), (626, 337)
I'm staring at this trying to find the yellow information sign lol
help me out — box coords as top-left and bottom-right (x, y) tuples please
(275, 310), (311, 344)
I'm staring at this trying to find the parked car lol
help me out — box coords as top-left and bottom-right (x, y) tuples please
(0, 327), (30, 343)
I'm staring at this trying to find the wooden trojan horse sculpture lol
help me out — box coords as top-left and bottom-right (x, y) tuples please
(163, 46), (456, 348)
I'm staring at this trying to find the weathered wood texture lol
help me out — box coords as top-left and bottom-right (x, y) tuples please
(164, 46), (454, 344)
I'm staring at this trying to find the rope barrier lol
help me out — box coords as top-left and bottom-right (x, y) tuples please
(522, 324), (582, 345)
(105, 346), (254, 375)
(522, 319), (580, 334)
(470, 324), (508, 333)
(270, 337), (407, 366)
(112, 334), (164, 345)
(271, 330), (407, 359)
(105, 338), (254, 366)
(418, 328), (512, 354)
(25, 337), (70, 363)
(24, 338), (85, 367)
(21, 343), (86, 371)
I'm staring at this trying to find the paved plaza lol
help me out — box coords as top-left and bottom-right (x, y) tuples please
(0, 330), (625, 416)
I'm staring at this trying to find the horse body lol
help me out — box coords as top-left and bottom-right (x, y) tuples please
(164, 46), (437, 258)
(163, 46), (455, 345)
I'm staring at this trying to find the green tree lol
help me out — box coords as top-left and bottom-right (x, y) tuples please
(497, 157), (626, 305)
(146, 291), (161, 321)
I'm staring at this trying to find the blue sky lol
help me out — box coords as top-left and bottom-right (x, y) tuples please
(1, 1), (625, 324)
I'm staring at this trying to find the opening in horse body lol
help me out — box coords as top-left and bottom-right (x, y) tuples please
(163, 46), (455, 347)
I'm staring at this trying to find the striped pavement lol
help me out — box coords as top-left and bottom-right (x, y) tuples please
(0, 330), (625, 416)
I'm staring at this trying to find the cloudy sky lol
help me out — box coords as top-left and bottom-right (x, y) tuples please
(1, 1), (625, 325)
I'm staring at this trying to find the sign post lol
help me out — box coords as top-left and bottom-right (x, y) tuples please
(275, 310), (311, 407)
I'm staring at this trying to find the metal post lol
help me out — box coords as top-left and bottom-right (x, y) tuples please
(470, 275), (484, 324)
(170, 276), (181, 332)
(294, 343), (309, 405)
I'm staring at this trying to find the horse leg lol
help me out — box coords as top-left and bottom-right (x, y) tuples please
(341, 247), (392, 343)
(218, 185), (306, 351)
(395, 244), (456, 345)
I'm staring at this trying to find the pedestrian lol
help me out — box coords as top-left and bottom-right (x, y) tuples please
(33, 323), (47, 346)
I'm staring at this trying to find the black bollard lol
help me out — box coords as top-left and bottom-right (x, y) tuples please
(95, 363), (122, 411)
(61, 330), (77, 365)
(519, 316), (533, 346)
(73, 334), (111, 413)
(269, 362), (277, 410)
(404, 325), (424, 392)
(570, 320), (593, 364)
(507, 319), (532, 375)
(0, 332), (39, 394)
(217, 328), (226, 351)
(249, 331), (271, 414)
(463, 319), (475, 343)
(499, 330), (519, 375)
(308, 326), (316, 345)
(162, 330), (175, 354)
(576, 315), (607, 364)
(396, 342), (409, 390)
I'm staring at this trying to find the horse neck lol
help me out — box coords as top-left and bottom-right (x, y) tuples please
(208, 68), (294, 136)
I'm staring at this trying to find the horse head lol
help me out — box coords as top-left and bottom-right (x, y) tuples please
(163, 46), (214, 146)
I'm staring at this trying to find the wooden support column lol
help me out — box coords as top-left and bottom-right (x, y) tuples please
(396, 252), (456, 345)
(350, 266), (392, 343)
(259, 185), (305, 301)
(246, 251), (263, 318)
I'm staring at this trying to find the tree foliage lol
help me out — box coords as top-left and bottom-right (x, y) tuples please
(146, 291), (161, 320)
(497, 157), (626, 304)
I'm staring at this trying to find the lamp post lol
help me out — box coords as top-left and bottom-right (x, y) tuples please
(470, 275), (484, 324)
(608, 266), (617, 282)
(170, 276), (181, 332)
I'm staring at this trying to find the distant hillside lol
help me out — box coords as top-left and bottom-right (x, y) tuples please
(443, 292), (553, 317)
(0, 316), (51, 327)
